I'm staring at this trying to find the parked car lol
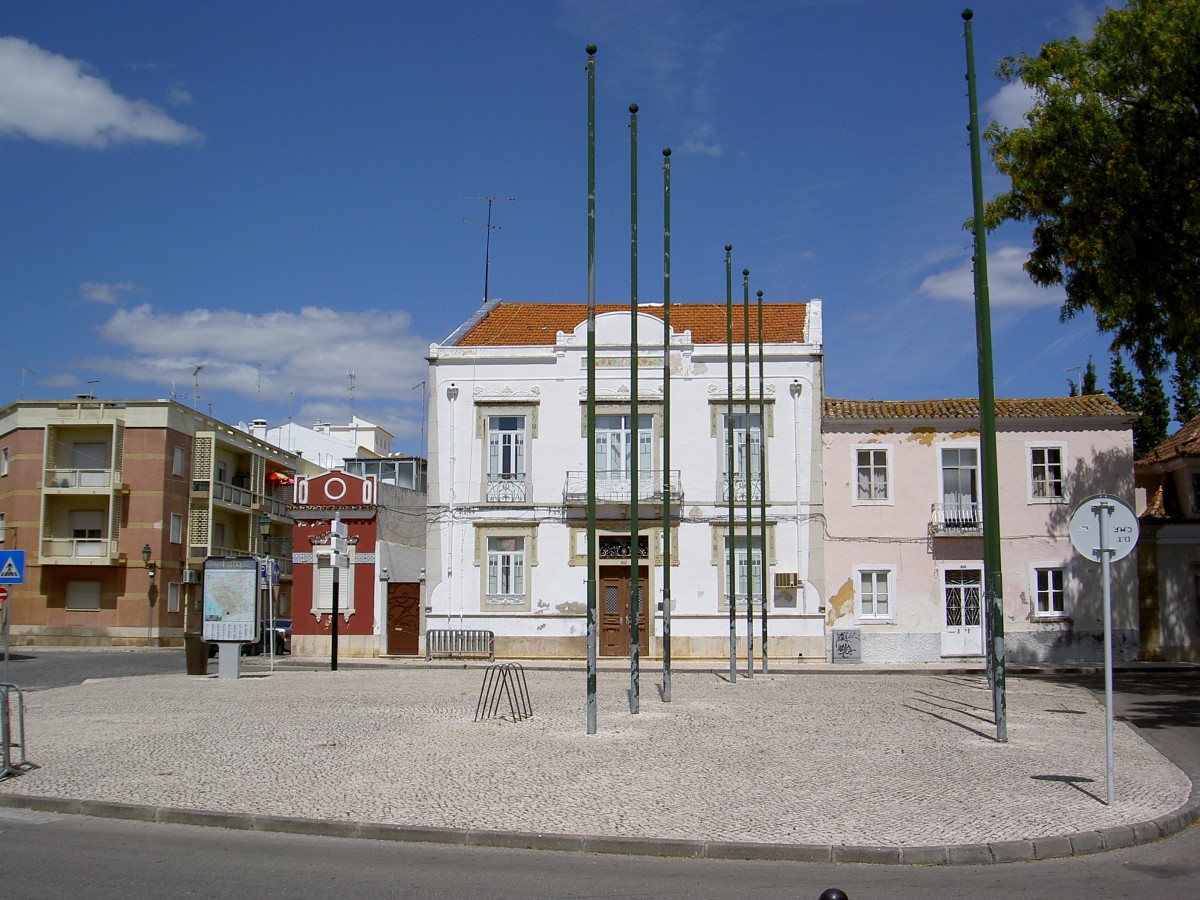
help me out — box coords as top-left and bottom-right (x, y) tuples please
(205, 619), (291, 657)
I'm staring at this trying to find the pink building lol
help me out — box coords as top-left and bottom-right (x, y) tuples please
(821, 396), (1137, 664)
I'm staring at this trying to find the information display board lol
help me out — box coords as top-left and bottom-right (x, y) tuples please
(202, 557), (260, 643)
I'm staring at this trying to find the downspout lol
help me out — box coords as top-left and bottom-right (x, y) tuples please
(446, 382), (459, 628)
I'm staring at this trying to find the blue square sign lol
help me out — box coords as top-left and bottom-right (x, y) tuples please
(0, 550), (26, 584)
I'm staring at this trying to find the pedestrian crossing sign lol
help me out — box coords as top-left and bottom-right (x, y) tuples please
(0, 550), (25, 583)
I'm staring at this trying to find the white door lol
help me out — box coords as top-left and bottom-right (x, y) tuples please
(942, 568), (984, 656)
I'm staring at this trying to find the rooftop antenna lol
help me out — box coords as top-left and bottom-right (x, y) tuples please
(256, 363), (262, 419)
(192, 365), (204, 408)
(85, 380), (98, 400)
(413, 381), (427, 458)
(347, 371), (356, 422)
(20, 366), (36, 400)
(460, 195), (515, 303)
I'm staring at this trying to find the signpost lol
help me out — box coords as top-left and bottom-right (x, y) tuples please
(202, 557), (260, 679)
(1069, 493), (1139, 806)
(1, 550), (25, 777)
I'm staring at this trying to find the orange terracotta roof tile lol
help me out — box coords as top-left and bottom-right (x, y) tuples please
(824, 395), (1130, 420)
(1137, 414), (1200, 465)
(452, 301), (807, 346)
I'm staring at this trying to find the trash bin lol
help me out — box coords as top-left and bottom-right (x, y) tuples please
(184, 631), (209, 675)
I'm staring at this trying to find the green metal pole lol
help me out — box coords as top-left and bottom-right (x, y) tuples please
(586, 43), (598, 736)
(757, 289), (768, 674)
(628, 102), (640, 715)
(742, 269), (753, 679)
(963, 9), (1006, 743)
(725, 244), (736, 683)
(661, 147), (672, 703)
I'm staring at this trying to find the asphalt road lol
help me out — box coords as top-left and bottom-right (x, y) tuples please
(1, 648), (187, 691)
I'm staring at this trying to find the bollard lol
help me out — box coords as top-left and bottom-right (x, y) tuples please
(818, 890), (849, 900)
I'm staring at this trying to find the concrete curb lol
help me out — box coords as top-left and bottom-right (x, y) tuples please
(2, 787), (1197, 865)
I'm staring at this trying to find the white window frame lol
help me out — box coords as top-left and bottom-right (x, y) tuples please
(65, 580), (102, 611)
(172, 446), (186, 477)
(1028, 443), (1067, 504)
(938, 443), (981, 525)
(854, 565), (896, 622)
(1029, 563), (1068, 620)
(486, 536), (526, 602)
(311, 548), (355, 619)
(0, 512), (5, 543)
(167, 581), (181, 613)
(486, 414), (528, 502)
(170, 513), (184, 544)
(1, 447), (8, 477)
(852, 445), (892, 505)
(729, 534), (765, 607)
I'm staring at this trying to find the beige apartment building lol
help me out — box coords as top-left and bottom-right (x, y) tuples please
(0, 397), (320, 647)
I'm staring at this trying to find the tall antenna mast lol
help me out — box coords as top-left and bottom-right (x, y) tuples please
(192, 365), (204, 408)
(460, 195), (515, 303)
(347, 371), (356, 421)
(20, 366), (36, 400)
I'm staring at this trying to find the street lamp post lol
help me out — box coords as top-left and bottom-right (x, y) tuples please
(141, 544), (156, 647)
(258, 513), (276, 665)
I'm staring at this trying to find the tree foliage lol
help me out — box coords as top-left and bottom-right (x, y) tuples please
(984, 0), (1200, 371)
(1108, 351), (1170, 457)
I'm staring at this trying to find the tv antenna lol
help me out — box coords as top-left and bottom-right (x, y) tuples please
(192, 365), (204, 407)
(460, 195), (515, 303)
(20, 366), (36, 399)
(347, 371), (357, 421)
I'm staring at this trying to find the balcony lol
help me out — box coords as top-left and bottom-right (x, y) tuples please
(563, 470), (682, 505)
(41, 537), (120, 564)
(44, 468), (115, 492)
(721, 474), (763, 503)
(930, 502), (983, 536)
(487, 473), (528, 503)
(194, 480), (255, 510)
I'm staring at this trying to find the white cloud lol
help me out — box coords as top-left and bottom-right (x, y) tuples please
(87, 305), (430, 405)
(80, 281), (143, 304)
(984, 81), (1037, 130)
(166, 82), (193, 106)
(0, 36), (201, 147)
(918, 245), (1066, 309)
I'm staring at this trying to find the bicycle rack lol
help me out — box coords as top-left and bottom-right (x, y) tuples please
(474, 663), (533, 723)
(1, 683), (38, 779)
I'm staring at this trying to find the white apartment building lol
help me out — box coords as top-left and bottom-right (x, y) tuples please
(425, 300), (825, 659)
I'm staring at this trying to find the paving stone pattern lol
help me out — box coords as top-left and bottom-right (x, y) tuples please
(0, 668), (1189, 847)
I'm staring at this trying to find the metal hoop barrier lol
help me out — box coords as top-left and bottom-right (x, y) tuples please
(474, 663), (533, 723)
(1, 683), (38, 779)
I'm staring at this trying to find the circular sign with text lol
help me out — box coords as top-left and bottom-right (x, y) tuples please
(1069, 493), (1140, 562)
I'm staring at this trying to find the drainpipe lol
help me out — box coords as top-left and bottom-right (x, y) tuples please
(446, 382), (459, 629)
(790, 379), (807, 613)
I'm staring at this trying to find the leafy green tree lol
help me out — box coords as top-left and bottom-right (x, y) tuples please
(1108, 351), (1171, 456)
(985, 0), (1200, 376)
(1172, 355), (1200, 424)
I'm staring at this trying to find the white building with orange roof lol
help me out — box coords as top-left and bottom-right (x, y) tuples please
(424, 299), (825, 661)
(822, 395), (1139, 664)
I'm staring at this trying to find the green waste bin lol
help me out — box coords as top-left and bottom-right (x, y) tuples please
(184, 631), (208, 675)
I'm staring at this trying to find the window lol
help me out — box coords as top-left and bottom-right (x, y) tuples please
(66, 580), (102, 611)
(595, 414), (653, 500)
(0, 512), (5, 543)
(170, 513), (184, 544)
(69, 509), (104, 557)
(1, 447), (8, 477)
(722, 412), (763, 501)
(1030, 446), (1065, 501)
(854, 447), (890, 503)
(215, 461), (228, 483)
(486, 536), (526, 602)
(731, 535), (764, 606)
(172, 446), (186, 477)
(312, 549), (355, 617)
(167, 582), (181, 614)
(1033, 566), (1066, 618)
(855, 567), (894, 620)
(940, 446), (979, 528)
(487, 415), (527, 502)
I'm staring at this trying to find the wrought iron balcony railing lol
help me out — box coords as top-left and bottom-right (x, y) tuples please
(486, 473), (528, 502)
(563, 469), (683, 504)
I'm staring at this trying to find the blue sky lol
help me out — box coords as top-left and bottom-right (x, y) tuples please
(1, 0), (1115, 455)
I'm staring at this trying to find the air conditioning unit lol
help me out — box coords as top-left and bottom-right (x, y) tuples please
(774, 572), (799, 589)
(181, 569), (201, 585)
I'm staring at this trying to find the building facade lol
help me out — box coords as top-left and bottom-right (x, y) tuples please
(822, 396), (1138, 664)
(425, 300), (825, 660)
(0, 398), (318, 647)
(1134, 415), (1200, 661)
(289, 470), (426, 658)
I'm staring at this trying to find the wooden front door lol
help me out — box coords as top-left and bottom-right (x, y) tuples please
(386, 582), (421, 655)
(599, 565), (649, 656)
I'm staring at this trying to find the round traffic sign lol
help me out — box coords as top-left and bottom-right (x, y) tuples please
(0, 585), (8, 605)
(1069, 494), (1139, 562)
